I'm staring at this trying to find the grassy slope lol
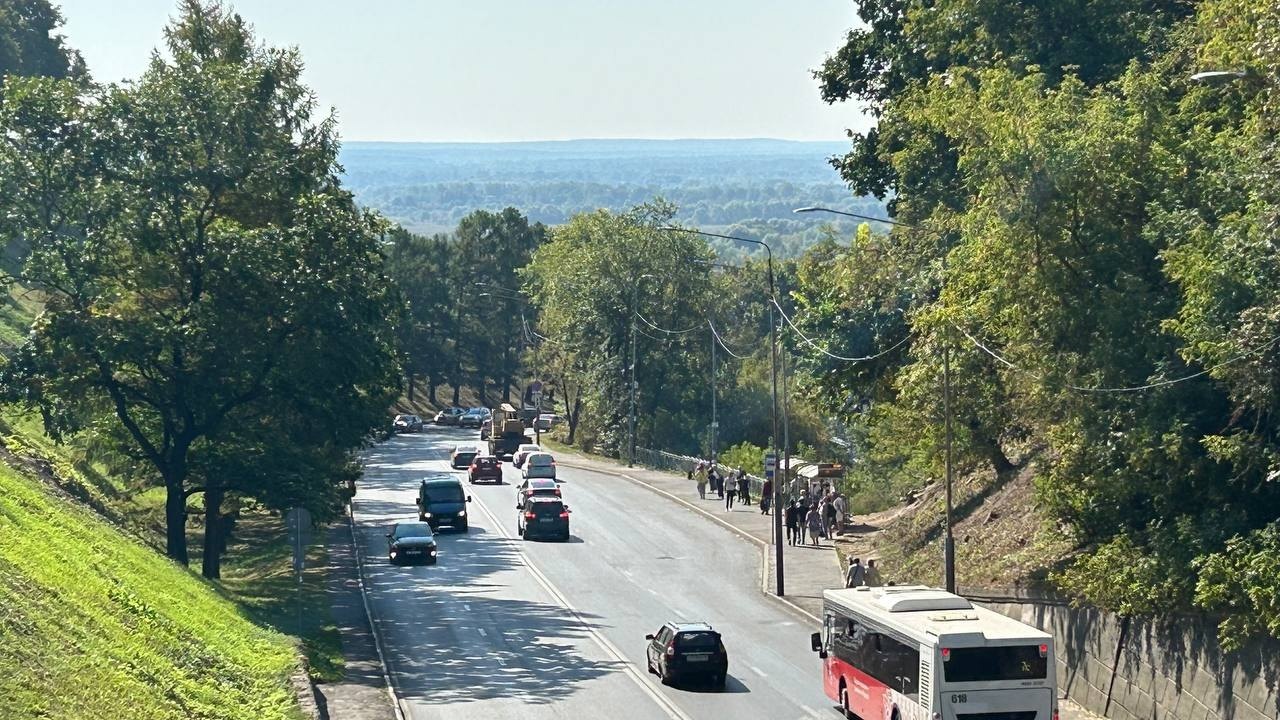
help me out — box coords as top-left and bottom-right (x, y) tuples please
(0, 462), (303, 720)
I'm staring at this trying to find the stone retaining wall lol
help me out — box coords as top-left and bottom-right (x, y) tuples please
(968, 588), (1279, 720)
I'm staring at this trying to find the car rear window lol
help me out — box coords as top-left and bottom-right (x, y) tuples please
(530, 501), (564, 516)
(476, 457), (498, 466)
(530, 455), (553, 465)
(676, 632), (720, 651)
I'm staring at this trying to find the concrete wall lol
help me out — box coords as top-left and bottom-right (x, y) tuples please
(968, 588), (1279, 720)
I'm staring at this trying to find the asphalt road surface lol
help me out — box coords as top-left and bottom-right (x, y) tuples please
(353, 426), (830, 720)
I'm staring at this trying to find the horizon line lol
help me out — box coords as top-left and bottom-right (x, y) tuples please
(342, 136), (850, 145)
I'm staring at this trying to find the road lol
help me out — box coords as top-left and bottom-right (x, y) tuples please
(352, 426), (832, 720)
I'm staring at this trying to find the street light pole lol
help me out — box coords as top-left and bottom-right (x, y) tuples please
(661, 226), (784, 596)
(628, 274), (657, 468)
(710, 323), (718, 461)
(793, 205), (958, 593)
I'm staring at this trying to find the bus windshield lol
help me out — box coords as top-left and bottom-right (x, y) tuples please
(944, 645), (1047, 683)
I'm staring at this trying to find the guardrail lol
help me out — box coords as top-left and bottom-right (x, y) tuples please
(634, 447), (767, 497)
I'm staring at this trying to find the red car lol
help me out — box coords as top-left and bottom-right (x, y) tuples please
(468, 455), (503, 484)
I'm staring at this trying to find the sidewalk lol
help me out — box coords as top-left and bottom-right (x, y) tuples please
(552, 446), (1103, 720)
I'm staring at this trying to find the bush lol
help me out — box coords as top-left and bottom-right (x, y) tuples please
(719, 441), (764, 474)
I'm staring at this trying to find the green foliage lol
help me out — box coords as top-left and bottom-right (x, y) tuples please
(0, 462), (302, 720)
(1194, 523), (1280, 651)
(0, 0), (400, 574)
(0, 0), (86, 87)
(718, 441), (763, 474)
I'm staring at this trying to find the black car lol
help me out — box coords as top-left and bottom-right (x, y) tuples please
(458, 408), (490, 428)
(645, 622), (728, 688)
(386, 522), (438, 565)
(517, 496), (570, 541)
(417, 476), (471, 531)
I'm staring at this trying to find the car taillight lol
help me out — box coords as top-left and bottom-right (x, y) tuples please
(525, 512), (536, 519)
(1039, 643), (1049, 657)
(469, 463), (477, 471)
(554, 488), (561, 496)
(1052, 712), (1059, 720)
(496, 461), (502, 467)
(559, 511), (569, 519)
(941, 647), (951, 662)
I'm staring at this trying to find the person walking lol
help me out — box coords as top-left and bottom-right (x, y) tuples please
(709, 465), (723, 499)
(806, 504), (823, 546)
(760, 478), (772, 515)
(694, 462), (707, 500)
(785, 500), (800, 545)
(823, 495), (838, 539)
(738, 469), (751, 506)
(864, 559), (882, 587)
(724, 471), (738, 510)
(845, 557), (866, 588)
(833, 493), (847, 535)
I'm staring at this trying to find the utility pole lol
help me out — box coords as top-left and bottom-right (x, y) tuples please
(628, 310), (637, 467)
(710, 323), (718, 461)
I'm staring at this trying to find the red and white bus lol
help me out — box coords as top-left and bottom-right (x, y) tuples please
(811, 585), (1058, 720)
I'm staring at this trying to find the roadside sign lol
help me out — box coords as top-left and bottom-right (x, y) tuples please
(285, 507), (312, 578)
(764, 452), (776, 479)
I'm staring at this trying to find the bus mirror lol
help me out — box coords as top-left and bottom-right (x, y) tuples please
(810, 632), (822, 653)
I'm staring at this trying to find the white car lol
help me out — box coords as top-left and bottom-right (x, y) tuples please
(522, 452), (557, 480)
(512, 443), (542, 468)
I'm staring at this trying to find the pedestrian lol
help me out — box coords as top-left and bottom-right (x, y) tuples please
(823, 495), (838, 539)
(760, 478), (772, 515)
(806, 504), (823, 546)
(833, 493), (847, 535)
(864, 559), (882, 587)
(724, 470), (738, 510)
(785, 500), (800, 545)
(738, 469), (751, 506)
(709, 465), (723, 499)
(694, 462), (707, 500)
(845, 557), (866, 588)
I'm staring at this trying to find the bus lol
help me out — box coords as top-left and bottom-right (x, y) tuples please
(810, 585), (1058, 720)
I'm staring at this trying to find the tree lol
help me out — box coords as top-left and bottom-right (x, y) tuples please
(0, 1), (400, 569)
(0, 0), (86, 86)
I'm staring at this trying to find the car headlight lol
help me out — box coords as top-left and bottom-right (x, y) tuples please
(423, 512), (433, 518)
(457, 510), (467, 517)
(429, 549), (437, 556)
(390, 550), (398, 558)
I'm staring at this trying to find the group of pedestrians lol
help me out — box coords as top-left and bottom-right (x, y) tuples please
(783, 490), (845, 546)
(689, 461), (754, 511)
(844, 557), (882, 588)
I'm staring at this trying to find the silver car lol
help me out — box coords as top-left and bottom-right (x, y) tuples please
(522, 452), (557, 480)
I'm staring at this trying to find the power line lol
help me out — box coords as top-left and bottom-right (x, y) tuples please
(954, 323), (1280, 394)
(772, 299), (912, 363)
(708, 320), (750, 360)
(635, 311), (701, 335)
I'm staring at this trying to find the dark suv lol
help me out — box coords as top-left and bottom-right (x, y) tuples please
(517, 496), (570, 541)
(417, 476), (471, 532)
(468, 455), (503, 484)
(645, 622), (728, 688)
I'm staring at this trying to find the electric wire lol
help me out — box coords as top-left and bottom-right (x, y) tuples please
(707, 319), (750, 360)
(635, 311), (701, 335)
(771, 298), (912, 363)
(954, 323), (1280, 394)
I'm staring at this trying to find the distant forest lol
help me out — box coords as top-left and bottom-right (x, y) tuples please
(339, 139), (885, 258)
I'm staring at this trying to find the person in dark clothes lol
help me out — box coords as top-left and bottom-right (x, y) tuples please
(785, 500), (800, 545)
(738, 469), (751, 505)
(760, 478), (772, 515)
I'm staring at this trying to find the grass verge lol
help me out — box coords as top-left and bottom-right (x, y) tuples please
(0, 462), (304, 720)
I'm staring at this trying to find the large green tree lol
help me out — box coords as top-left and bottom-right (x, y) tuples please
(0, 1), (400, 569)
(0, 0), (85, 86)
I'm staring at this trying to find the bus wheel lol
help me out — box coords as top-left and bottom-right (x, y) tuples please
(839, 682), (855, 720)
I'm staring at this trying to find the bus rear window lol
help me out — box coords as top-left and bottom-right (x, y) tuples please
(944, 646), (1047, 683)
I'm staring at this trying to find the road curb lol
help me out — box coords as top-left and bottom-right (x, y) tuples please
(346, 507), (407, 720)
(557, 459), (820, 625)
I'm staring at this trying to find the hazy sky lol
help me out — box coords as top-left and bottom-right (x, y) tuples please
(55, 0), (870, 143)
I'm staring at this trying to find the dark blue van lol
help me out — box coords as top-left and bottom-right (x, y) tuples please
(417, 476), (471, 532)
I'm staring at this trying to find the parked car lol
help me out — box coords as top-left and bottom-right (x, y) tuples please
(434, 407), (466, 425)
(512, 443), (542, 468)
(480, 418), (492, 440)
(386, 522), (437, 565)
(518, 496), (570, 541)
(468, 455), (503, 484)
(522, 452), (557, 480)
(645, 622), (728, 688)
(392, 414), (423, 433)
(458, 407), (490, 428)
(516, 477), (560, 508)
(450, 444), (483, 469)
(416, 475), (471, 531)
(533, 413), (559, 431)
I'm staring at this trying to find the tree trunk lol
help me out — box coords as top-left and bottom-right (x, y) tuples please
(201, 482), (225, 579)
(503, 378), (511, 404)
(986, 439), (1015, 477)
(452, 381), (460, 407)
(567, 394), (582, 445)
(428, 374), (439, 405)
(406, 370), (416, 403)
(165, 474), (189, 565)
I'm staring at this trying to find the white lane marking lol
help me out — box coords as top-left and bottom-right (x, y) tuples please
(478, 628), (488, 637)
(470, 490), (694, 720)
(750, 665), (767, 678)
(800, 704), (822, 718)
(463, 603), (471, 611)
